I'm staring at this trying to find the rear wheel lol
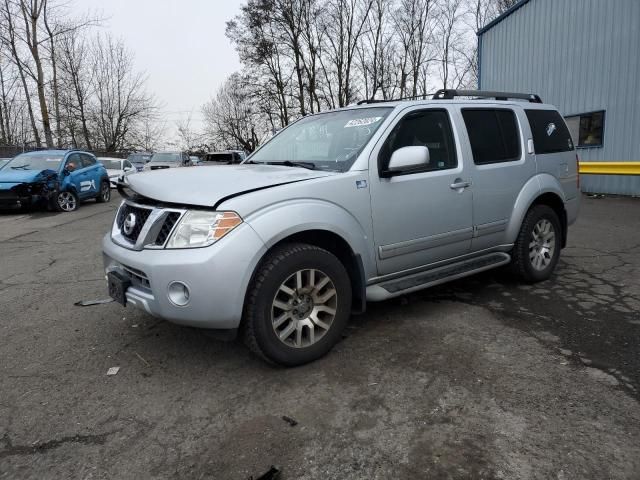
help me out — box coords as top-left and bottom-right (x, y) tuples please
(511, 205), (561, 282)
(96, 180), (110, 203)
(55, 191), (79, 212)
(242, 243), (352, 366)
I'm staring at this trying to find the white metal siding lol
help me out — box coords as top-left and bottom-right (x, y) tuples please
(479, 0), (640, 195)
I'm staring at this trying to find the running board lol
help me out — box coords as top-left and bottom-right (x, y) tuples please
(366, 252), (511, 301)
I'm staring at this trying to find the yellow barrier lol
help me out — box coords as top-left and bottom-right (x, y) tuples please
(578, 162), (640, 175)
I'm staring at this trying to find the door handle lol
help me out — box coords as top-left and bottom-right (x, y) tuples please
(450, 180), (471, 190)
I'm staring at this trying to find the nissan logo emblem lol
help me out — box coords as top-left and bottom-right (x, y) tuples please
(123, 213), (137, 235)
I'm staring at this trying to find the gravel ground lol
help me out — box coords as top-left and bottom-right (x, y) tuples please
(0, 194), (639, 479)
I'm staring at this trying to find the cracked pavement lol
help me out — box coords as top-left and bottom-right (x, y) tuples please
(0, 195), (639, 479)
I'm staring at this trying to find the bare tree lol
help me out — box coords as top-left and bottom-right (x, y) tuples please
(1, 0), (40, 146)
(90, 34), (157, 151)
(203, 73), (261, 152)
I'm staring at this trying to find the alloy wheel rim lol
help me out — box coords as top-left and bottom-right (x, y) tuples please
(529, 218), (555, 271)
(102, 183), (110, 201)
(58, 192), (76, 211)
(271, 268), (337, 349)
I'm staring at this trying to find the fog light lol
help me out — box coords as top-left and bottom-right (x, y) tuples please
(168, 281), (190, 306)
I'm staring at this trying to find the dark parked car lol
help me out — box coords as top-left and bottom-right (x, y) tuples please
(200, 150), (246, 165)
(127, 152), (153, 172)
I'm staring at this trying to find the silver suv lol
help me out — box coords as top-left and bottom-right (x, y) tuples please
(103, 90), (580, 366)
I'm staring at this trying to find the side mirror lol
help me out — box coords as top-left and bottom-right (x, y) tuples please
(384, 146), (430, 176)
(62, 168), (70, 176)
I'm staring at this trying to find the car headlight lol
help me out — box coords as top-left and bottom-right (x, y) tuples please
(165, 210), (242, 249)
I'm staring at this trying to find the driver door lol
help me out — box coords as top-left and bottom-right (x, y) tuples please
(369, 107), (473, 275)
(62, 153), (87, 196)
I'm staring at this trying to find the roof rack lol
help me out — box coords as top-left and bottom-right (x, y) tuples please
(432, 89), (542, 103)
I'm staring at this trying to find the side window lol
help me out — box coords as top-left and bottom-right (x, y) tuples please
(65, 153), (82, 172)
(564, 111), (604, 148)
(526, 109), (575, 153)
(124, 160), (132, 169)
(462, 109), (521, 164)
(378, 109), (457, 174)
(80, 154), (96, 168)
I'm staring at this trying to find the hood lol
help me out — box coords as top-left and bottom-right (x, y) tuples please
(0, 168), (57, 185)
(127, 164), (335, 207)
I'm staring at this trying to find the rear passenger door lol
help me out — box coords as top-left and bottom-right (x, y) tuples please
(458, 107), (536, 251)
(370, 107), (473, 275)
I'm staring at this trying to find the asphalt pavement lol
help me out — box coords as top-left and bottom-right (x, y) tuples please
(0, 195), (639, 479)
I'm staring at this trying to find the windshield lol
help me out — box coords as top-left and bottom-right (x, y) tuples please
(6, 152), (64, 171)
(128, 153), (152, 163)
(248, 107), (392, 171)
(150, 152), (181, 163)
(99, 159), (121, 170)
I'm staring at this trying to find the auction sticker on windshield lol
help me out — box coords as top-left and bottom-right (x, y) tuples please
(344, 117), (383, 128)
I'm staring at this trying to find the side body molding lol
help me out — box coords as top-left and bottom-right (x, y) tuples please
(505, 173), (566, 244)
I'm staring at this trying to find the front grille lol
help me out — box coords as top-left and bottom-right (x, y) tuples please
(150, 165), (169, 170)
(121, 264), (150, 289)
(155, 212), (181, 245)
(116, 204), (152, 243)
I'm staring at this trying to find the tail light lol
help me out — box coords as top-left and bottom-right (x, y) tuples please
(576, 153), (580, 189)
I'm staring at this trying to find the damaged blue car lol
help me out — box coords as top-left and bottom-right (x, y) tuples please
(0, 150), (111, 212)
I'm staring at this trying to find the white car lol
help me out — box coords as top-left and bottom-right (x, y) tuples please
(98, 157), (136, 188)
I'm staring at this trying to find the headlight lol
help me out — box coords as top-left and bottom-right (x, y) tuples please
(165, 211), (242, 249)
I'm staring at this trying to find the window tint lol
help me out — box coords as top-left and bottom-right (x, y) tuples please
(80, 154), (96, 168)
(564, 111), (604, 148)
(525, 109), (574, 154)
(379, 109), (457, 173)
(462, 109), (521, 164)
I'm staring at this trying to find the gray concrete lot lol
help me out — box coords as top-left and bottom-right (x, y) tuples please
(1, 195), (639, 479)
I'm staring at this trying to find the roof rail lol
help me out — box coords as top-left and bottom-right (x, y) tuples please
(356, 93), (437, 105)
(432, 89), (542, 103)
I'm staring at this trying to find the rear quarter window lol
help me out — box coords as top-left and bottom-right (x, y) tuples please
(525, 109), (574, 154)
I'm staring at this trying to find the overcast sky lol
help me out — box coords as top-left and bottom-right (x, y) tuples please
(83, 0), (244, 139)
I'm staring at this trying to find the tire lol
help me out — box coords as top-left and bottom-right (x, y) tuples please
(242, 243), (352, 366)
(96, 180), (111, 203)
(511, 205), (562, 283)
(54, 190), (79, 212)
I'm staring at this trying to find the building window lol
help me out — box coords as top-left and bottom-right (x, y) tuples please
(461, 108), (521, 164)
(565, 111), (605, 148)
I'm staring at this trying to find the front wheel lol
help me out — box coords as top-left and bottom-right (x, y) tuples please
(55, 191), (79, 212)
(95, 180), (111, 203)
(511, 205), (562, 282)
(242, 243), (352, 366)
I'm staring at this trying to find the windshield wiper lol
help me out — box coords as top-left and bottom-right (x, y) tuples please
(11, 164), (29, 170)
(269, 160), (316, 170)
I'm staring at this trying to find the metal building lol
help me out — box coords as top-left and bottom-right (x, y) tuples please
(478, 0), (640, 195)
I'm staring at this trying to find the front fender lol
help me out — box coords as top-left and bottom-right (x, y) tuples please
(506, 173), (566, 243)
(245, 199), (376, 279)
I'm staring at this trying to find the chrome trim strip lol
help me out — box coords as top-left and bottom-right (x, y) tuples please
(474, 218), (508, 237)
(378, 227), (473, 260)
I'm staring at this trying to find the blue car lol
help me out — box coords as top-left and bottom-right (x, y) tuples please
(0, 150), (111, 212)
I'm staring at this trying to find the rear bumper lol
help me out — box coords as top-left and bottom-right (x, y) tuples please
(102, 223), (267, 329)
